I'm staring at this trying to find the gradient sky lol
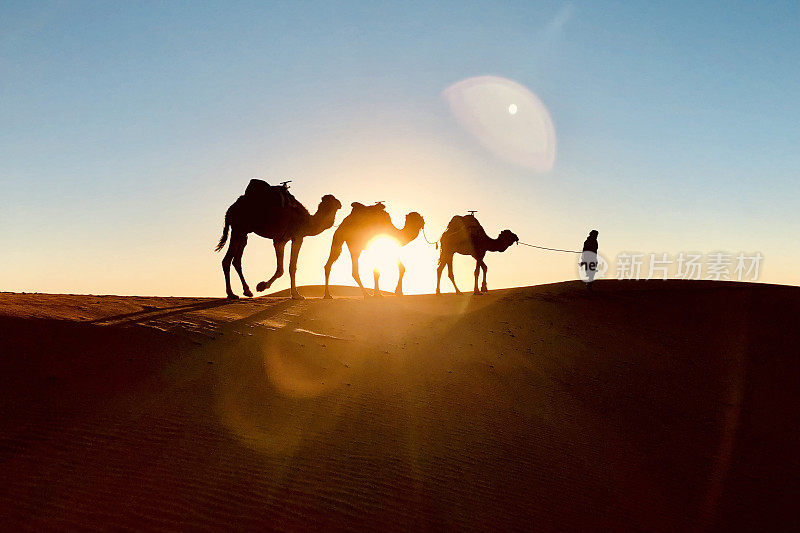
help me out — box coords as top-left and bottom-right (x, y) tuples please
(1, 0), (798, 296)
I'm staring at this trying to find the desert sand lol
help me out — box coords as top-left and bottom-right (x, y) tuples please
(0, 280), (797, 532)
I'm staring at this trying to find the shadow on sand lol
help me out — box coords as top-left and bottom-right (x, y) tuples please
(87, 298), (251, 326)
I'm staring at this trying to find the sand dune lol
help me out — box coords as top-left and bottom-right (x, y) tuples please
(0, 281), (797, 532)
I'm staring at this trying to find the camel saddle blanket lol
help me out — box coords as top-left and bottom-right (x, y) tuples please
(244, 179), (298, 209)
(445, 214), (481, 236)
(350, 202), (386, 215)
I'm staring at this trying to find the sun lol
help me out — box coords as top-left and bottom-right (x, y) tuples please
(362, 236), (402, 274)
(339, 234), (439, 295)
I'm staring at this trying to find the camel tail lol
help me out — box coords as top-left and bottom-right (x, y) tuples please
(214, 210), (230, 252)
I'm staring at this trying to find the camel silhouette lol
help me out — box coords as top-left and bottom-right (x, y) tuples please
(436, 214), (518, 295)
(323, 202), (424, 299)
(215, 179), (342, 300)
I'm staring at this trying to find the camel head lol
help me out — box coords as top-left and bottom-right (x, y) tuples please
(404, 212), (425, 233)
(318, 194), (343, 215)
(393, 211), (424, 244)
(498, 229), (519, 251)
(303, 194), (342, 236)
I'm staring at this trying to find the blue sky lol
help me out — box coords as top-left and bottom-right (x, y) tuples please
(1, 1), (797, 295)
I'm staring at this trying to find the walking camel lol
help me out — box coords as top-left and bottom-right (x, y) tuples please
(215, 179), (342, 300)
(323, 202), (424, 299)
(436, 213), (518, 295)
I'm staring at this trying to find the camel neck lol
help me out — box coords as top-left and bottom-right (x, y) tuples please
(486, 236), (509, 252)
(396, 225), (420, 245)
(305, 210), (337, 237)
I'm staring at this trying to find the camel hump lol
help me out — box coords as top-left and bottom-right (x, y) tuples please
(447, 214), (481, 231)
(462, 213), (480, 226)
(350, 201), (386, 214)
(245, 178), (271, 197)
(443, 214), (483, 240)
(244, 179), (298, 208)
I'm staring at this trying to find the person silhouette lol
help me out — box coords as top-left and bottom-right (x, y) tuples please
(580, 230), (599, 290)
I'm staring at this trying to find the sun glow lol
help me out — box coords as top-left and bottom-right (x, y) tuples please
(362, 236), (402, 274)
(351, 234), (439, 294)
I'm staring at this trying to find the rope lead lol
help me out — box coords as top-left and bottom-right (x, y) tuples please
(420, 226), (578, 254)
(518, 242), (581, 254)
(421, 227), (439, 249)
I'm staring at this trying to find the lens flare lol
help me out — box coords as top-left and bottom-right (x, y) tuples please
(443, 76), (556, 171)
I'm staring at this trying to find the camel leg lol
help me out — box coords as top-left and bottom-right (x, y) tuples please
(473, 261), (482, 295)
(256, 240), (286, 293)
(323, 236), (344, 299)
(436, 259), (446, 295)
(222, 232), (246, 299)
(350, 249), (369, 299)
(447, 259), (461, 295)
(373, 269), (382, 297)
(288, 238), (304, 300)
(395, 261), (405, 296)
(480, 260), (488, 292)
(232, 235), (252, 297)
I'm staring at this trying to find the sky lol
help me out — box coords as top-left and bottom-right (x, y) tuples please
(1, 0), (798, 296)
